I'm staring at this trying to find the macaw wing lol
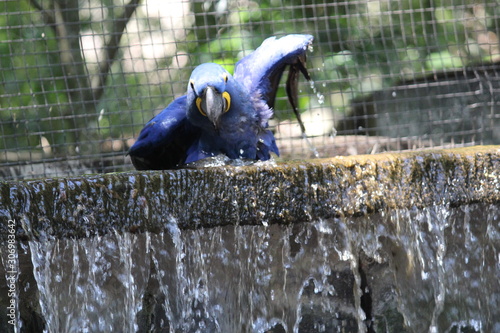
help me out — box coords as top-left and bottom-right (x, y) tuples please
(128, 95), (200, 170)
(233, 34), (313, 131)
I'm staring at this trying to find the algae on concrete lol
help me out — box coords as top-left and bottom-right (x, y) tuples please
(0, 146), (499, 240)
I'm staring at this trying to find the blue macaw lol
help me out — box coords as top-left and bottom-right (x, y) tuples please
(128, 34), (313, 170)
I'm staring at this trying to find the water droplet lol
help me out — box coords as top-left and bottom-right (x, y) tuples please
(308, 80), (325, 106)
(317, 93), (324, 105)
(98, 109), (105, 122)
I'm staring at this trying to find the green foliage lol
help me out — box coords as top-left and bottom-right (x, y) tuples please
(1, 0), (499, 155)
(0, 1), (69, 150)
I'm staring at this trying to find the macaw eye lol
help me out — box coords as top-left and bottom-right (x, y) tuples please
(222, 91), (231, 113)
(195, 97), (206, 116)
(223, 73), (228, 83)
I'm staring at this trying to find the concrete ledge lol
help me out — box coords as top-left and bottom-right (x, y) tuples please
(1, 146), (499, 240)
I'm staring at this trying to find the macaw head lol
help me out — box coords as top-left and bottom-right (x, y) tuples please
(186, 63), (233, 131)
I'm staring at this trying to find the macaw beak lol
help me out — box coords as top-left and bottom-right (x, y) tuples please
(200, 86), (225, 129)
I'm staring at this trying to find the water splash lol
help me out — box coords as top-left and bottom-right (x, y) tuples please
(309, 80), (325, 105)
(302, 132), (320, 158)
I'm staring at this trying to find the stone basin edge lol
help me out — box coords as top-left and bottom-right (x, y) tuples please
(1, 145), (499, 240)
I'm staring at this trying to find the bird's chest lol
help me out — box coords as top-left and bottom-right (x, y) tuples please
(222, 114), (258, 136)
(203, 114), (260, 159)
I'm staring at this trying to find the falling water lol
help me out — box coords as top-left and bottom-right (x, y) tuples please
(19, 202), (499, 332)
(29, 232), (150, 333)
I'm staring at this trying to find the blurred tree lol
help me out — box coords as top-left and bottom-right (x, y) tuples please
(31, 0), (140, 155)
(0, 0), (140, 156)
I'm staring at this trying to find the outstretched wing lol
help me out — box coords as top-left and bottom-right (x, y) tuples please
(128, 95), (200, 170)
(233, 34), (313, 131)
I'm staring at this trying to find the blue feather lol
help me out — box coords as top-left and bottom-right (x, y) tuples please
(234, 34), (314, 124)
(129, 34), (313, 170)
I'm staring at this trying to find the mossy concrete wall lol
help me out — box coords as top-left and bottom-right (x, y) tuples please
(1, 146), (499, 240)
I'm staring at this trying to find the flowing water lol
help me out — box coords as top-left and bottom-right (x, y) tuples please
(4, 202), (498, 332)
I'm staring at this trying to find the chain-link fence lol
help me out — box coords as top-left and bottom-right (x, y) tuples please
(1, 0), (499, 180)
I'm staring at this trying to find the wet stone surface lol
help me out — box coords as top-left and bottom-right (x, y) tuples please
(0, 146), (499, 240)
(0, 146), (499, 332)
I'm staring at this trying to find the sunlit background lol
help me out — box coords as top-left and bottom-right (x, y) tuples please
(1, 0), (499, 179)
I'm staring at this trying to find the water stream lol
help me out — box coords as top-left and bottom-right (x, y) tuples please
(6, 202), (497, 332)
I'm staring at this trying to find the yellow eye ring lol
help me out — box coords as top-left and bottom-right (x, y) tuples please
(196, 97), (206, 116)
(222, 91), (231, 112)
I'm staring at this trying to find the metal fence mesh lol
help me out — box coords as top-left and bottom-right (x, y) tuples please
(1, 0), (499, 180)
